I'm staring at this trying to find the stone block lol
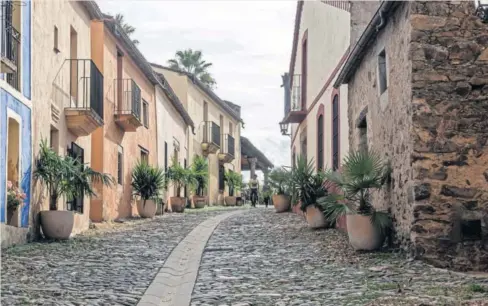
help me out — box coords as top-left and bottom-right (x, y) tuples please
(440, 185), (478, 198)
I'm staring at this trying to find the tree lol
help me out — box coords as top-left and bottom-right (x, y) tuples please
(167, 49), (217, 88)
(114, 13), (139, 45)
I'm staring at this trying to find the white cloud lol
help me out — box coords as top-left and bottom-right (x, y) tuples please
(98, 0), (294, 170)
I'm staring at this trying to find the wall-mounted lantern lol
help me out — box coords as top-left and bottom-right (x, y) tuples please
(279, 121), (291, 136)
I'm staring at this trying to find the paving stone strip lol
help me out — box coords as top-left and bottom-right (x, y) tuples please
(1, 210), (241, 306)
(137, 210), (244, 306)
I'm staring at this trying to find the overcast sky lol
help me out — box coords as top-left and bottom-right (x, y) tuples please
(98, 0), (294, 181)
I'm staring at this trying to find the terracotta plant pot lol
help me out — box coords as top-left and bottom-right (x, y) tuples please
(7, 205), (22, 227)
(40, 210), (74, 240)
(192, 195), (207, 209)
(273, 194), (291, 213)
(225, 196), (237, 206)
(170, 197), (186, 213)
(305, 205), (327, 229)
(137, 199), (157, 218)
(346, 214), (384, 251)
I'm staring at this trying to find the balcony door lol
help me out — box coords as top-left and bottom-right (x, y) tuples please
(301, 35), (307, 110)
(116, 49), (123, 111)
(67, 142), (84, 213)
(70, 27), (78, 105)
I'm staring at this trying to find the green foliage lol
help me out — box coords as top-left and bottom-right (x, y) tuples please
(224, 170), (242, 196)
(189, 155), (208, 196)
(167, 49), (216, 88)
(268, 168), (290, 195)
(468, 283), (487, 293)
(114, 13), (139, 45)
(131, 161), (166, 207)
(318, 149), (392, 233)
(166, 156), (191, 197)
(34, 140), (114, 210)
(289, 155), (327, 212)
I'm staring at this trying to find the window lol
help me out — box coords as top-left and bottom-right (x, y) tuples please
(67, 142), (84, 213)
(358, 117), (368, 152)
(332, 95), (340, 170)
(220, 115), (224, 145)
(50, 126), (59, 153)
(53, 26), (59, 53)
(142, 100), (149, 128)
(140, 147), (149, 163)
(317, 115), (324, 171)
(164, 142), (168, 171)
(117, 146), (123, 185)
(292, 147), (296, 168)
(70, 26), (78, 101)
(378, 49), (387, 94)
(219, 165), (225, 191)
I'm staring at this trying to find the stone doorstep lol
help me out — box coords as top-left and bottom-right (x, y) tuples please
(137, 210), (244, 306)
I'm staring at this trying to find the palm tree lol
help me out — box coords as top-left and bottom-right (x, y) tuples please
(167, 49), (217, 88)
(114, 13), (139, 45)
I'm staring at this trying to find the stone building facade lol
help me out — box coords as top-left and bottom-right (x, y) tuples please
(335, 1), (488, 271)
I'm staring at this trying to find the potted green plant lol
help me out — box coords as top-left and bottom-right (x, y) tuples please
(268, 168), (291, 213)
(131, 161), (166, 218)
(290, 155), (328, 228)
(224, 170), (242, 206)
(6, 181), (26, 227)
(34, 140), (113, 239)
(166, 157), (190, 213)
(189, 155), (208, 209)
(318, 149), (392, 251)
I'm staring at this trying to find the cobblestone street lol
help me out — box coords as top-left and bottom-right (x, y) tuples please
(2, 208), (488, 306)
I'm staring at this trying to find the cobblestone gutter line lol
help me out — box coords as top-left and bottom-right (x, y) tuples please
(137, 210), (244, 306)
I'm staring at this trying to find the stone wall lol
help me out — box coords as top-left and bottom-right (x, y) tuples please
(409, 1), (488, 271)
(347, 2), (414, 246)
(349, 1), (381, 46)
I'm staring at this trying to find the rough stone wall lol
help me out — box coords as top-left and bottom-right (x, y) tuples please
(409, 1), (488, 271)
(347, 2), (414, 246)
(349, 1), (381, 46)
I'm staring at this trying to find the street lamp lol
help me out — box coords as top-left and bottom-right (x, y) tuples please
(279, 121), (291, 136)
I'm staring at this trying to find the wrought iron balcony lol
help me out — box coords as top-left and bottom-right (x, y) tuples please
(281, 73), (306, 124)
(218, 134), (235, 163)
(201, 121), (220, 154)
(114, 78), (142, 131)
(52, 59), (104, 136)
(1, 2), (20, 90)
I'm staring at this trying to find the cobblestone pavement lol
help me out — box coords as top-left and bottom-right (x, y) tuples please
(191, 208), (488, 306)
(1, 210), (237, 306)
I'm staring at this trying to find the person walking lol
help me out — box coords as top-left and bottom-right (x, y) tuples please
(249, 174), (259, 207)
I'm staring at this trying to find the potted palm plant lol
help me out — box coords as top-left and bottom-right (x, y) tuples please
(34, 140), (113, 239)
(291, 155), (328, 228)
(166, 157), (190, 213)
(319, 149), (392, 251)
(190, 155), (208, 209)
(131, 161), (166, 218)
(224, 170), (242, 206)
(268, 168), (291, 213)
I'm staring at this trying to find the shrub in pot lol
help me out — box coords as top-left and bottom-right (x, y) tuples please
(6, 181), (26, 227)
(224, 170), (242, 206)
(268, 168), (291, 212)
(319, 149), (392, 251)
(131, 161), (166, 218)
(166, 157), (190, 213)
(189, 155), (208, 209)
(291, 155), (328, 228)
(34, 140), (113, 239)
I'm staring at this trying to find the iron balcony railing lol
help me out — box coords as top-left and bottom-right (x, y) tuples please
(114, 78), (141, 121)
(221, 134), (235, 157)
(52, 59), (104, 120)
(68, 59), (104, 119)
(284, 74), (302, 115)
(1, 1), (20, 90)
(202, 121), (221, 147)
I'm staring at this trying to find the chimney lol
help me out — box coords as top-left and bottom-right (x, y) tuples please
(350, 1), (380, 46)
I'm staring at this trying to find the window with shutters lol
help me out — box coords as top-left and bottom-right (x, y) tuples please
(164, 141), (168, 171)
(117, 145), (123, 185)
(378, 49), (387, 94)
(332, 95), (340, 170)
(142, 99), (149, 128)
(140, 146), (149, 163)
(317, 115), (324, 171)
